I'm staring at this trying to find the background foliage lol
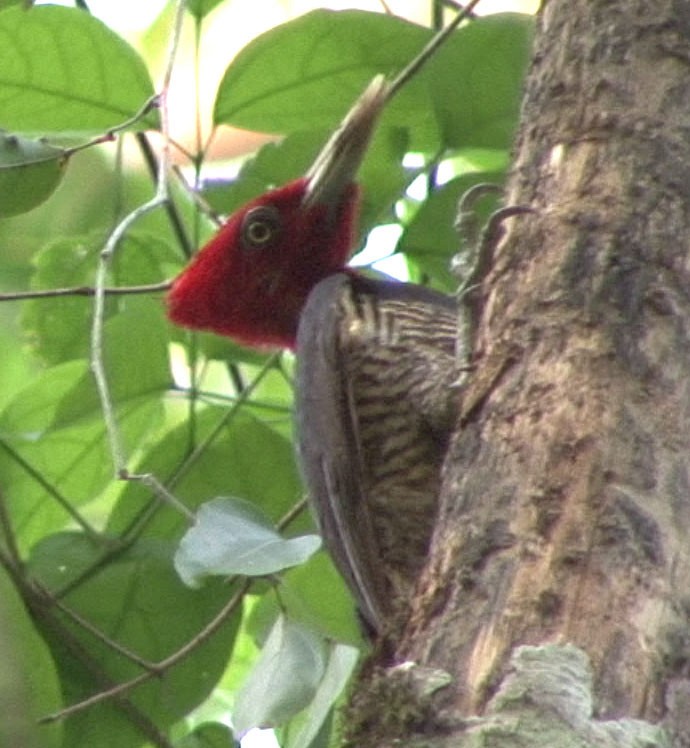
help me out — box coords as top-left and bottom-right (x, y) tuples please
(0, 2), (532, 746)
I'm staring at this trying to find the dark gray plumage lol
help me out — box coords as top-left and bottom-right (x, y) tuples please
(295, 273), (458, 633)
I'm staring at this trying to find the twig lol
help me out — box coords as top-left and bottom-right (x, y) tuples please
(277, 497), (309, 531)
(442, 0), (479, 18)
(33, 581), (158, 671)
(167, 353), (282, 491)
(171, 386), (288, 412)
(0, 487), (22, 572)
(0, 438), (101, 541)
(26, 581), (176, 748)
(89, 0), (189, 519)
(387, 0), (483, 99)
(135, 132), (194, 259)
(116, 352), (284, 546)
(0, 280), (171, 302)
(39, 485), (309, 725)
(63, 94), (161, 159)
(40, 577), (251, 723)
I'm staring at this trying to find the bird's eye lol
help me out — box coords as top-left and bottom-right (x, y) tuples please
(241, 206), (281, 250)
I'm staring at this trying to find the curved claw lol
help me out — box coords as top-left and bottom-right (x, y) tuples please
(454, 182), (503, 232)
(452, 183), (504, 280)
(454, 202), (535, 375)
(481, 204), (535, 250)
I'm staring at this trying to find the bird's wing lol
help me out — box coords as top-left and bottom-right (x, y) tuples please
(295, 273), (457, 633)
(295, 273), (387, 632)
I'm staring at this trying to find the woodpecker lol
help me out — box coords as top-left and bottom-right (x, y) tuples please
(167, 77), (458, 634)
(296, 273), (457, 631)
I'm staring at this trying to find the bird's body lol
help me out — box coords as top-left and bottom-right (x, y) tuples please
(167, 77), (458, 635)
(296, 273), (457, 630)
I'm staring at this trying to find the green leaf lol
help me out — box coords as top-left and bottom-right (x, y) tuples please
(176, 722), (236, 747)
(0, 323), (34, 412)
(201, 131), (327, 218)
(399, 171), (505, 292)
(52, 298), (171, 426)
(0, 566), (62, 748)
(107, 408), (302, 542)
(0, 130), (67, 216)
(189, 329), (278, 368)
(214, 10), (433, 136)
(8, 296), (169, 432)
(22, 236), (99, 365)
(214, 10), (533, 152)
(357, 124), (410, 234)
(0, 359), (88, 434)
(0, 356), (165, 550)
(0, 147), (152, 279)
(283, 642), (359, 748)
(210, 599), (263, 697)
(175, 497), (321, 586)
(0, 5), (158, 136)
(233, 616), (327, 732)
(22, 232), (176, 365)
(186, 0), (225, 21)
(255, 553), (362, 647)
(201, 123), (408, 249)
(29, 533), (242, 747)
(426, 14), (534, 149)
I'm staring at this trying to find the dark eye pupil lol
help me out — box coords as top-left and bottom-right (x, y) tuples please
(241, 206), (281, 250)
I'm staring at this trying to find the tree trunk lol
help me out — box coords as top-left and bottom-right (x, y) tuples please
(347, 0), (690, 744)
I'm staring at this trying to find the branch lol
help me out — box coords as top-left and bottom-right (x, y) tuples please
(0, 280), (171, 302)
(387, 0), (483, 99)
(37, 494), (309, 724)
(32, 581), (157, 671)
(89, 0), (189, 520)
(0, 555), (175, 748)
(0, 487), (23, 573)
(0, 439), (100, 542)
(115, 352), (284, 546)
(40, 578), (251, 724)
(63, 94), (161, 159)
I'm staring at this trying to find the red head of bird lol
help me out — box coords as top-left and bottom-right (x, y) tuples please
(167, 76), (389, 350)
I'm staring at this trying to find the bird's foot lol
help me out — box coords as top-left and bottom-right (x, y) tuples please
(453, 187), (534, 375)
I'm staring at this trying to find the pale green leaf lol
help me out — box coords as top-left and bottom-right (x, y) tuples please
(233, 616), (326, 732)
(0, 566), (62, 748)
(284, 642), (359, 748)
(186, 0), (225, 20)
(175, 497), (321, 586)
(214, 10), (532, 152)
(398, 171), (505, 292)
(175, 721), (235, 747)
(0, 5), (158, 135)
(29, 533), (241, 746)
(0, 130), (67, 216)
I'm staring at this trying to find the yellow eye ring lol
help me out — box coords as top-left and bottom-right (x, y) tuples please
(241, 205), (282, 250)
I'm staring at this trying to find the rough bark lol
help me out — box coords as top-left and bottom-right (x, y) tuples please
(348, 0), (690, 744)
